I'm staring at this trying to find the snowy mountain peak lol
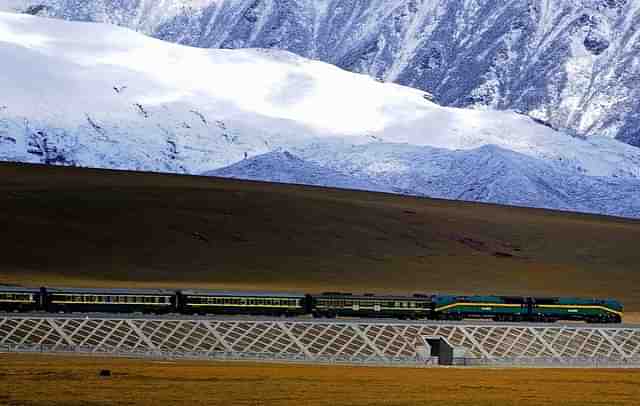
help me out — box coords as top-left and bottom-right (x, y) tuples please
(5, 0), (640, 146)
(1, 12), (640, 218)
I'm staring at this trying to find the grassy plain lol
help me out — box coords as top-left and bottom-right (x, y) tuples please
(1, 162), (639, 311)
(1, 354), (639, 406)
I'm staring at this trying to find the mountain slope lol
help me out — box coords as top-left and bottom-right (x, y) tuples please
(1, 12), (640, 218)
(204, 150), (386, 192)
(2, 162), (640, 311)
(209, 145), (640, 218)
(6, 0), (640, 146)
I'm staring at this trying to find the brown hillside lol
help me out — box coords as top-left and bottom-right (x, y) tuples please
(1, 162), (639, 309)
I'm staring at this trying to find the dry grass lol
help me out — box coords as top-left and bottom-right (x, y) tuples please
(1, 162), (640, 310)
(0, 354), (639, 406)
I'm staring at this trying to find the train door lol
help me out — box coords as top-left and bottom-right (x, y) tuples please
(526, 297), (534, 319)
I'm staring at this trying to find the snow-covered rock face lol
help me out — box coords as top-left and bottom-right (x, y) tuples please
(208, 146), (640, 219)
(1, 12), (640, 218)
(5, 0), (640, 146)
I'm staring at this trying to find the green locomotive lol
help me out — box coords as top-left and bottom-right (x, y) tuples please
(433, 295), (622, 323)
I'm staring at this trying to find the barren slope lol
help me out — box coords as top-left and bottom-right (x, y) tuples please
(1, 162), (639, 309)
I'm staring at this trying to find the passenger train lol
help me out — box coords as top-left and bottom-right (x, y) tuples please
(0, 285), (623, 323)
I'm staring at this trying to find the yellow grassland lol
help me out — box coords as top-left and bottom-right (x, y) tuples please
(1, 354), (639, 406)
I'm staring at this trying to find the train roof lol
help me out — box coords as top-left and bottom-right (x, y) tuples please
(179, 289), (306, 298)
(0, 285), (41, 293)
(45, 287), (176, 295)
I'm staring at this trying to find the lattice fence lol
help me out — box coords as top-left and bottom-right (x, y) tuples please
(2, 315), (640, 366)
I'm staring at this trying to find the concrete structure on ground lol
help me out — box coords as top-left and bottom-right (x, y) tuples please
(1, 314), (639, 367)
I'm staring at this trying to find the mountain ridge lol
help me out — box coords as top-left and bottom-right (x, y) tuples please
(1, 12), (640, 218)
(207, 145), (640, 218)
(4, 0), (640, 146)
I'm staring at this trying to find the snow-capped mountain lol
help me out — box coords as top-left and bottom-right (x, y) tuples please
(205, 150), (387, 192)
(1, 12), (640, 218)
(208, 146), (640, 219)
(5, 0), (640, 147)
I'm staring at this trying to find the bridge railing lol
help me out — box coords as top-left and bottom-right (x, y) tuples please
(2, 315), (640, 367)
(3, 343), (640, 367)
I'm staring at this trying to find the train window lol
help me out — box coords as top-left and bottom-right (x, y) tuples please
(0, 293), (34, 302)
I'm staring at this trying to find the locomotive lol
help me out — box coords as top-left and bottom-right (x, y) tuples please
(0, 285), (623, 323)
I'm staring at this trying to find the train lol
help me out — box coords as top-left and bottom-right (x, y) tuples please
(0, 285), (623, 323)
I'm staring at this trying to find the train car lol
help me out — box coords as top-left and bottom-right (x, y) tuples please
(44, 287), (176, 314)
(0, 286), (43, 312)
(311, 292), (434, 319)
(433, 295), (530, 321)
(178, 290), (308, 316)
(531, 297), (623, 323)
